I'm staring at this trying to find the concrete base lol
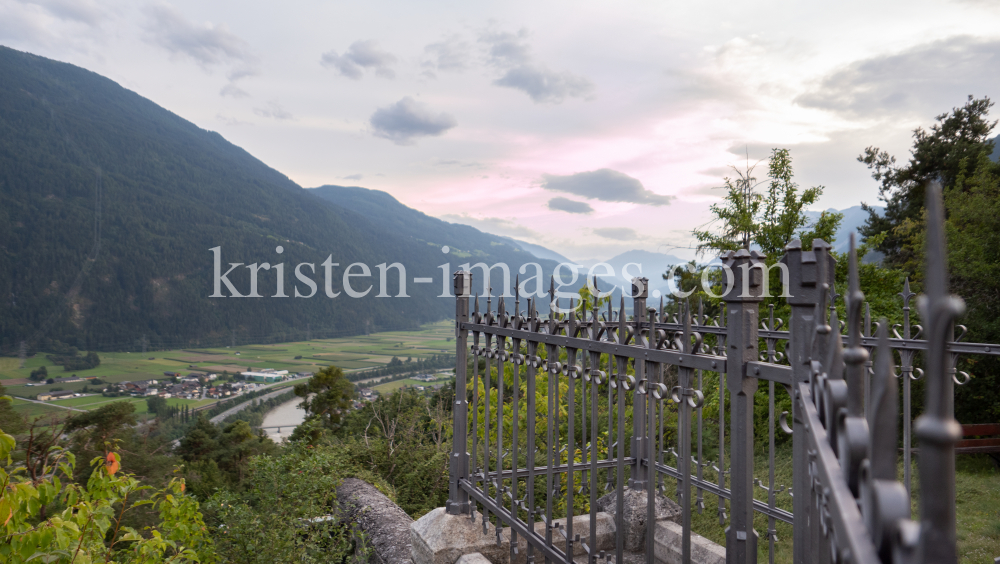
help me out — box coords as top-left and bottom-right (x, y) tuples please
(410, 508), (617, 564)
(654, 521), (726, 564)
(456, 554), (492, 564)
(595, 488), (682, 552)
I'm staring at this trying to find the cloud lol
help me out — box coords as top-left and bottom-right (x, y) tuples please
(479, 26), (594, 104)
(219, 83), (249, 98)
(142, 4), (258, 96)
(494, 65), (594, 104)
(541, 169), (673, 206)
(547, 197), (594, 214)
(216, 113), (250, 126)
(321, 40), (397, 79)
(592, 227), (638, 241)
(422, 35), (470, 76)
(480, 28), (532, 67)
(369, 97), (457, 145)
(16, 0), (101, 26)
(253, 101), (293, 120)
(342, 173), (363, 180)
(795, 36), (1000, 119)
(440, 214), (540, 239)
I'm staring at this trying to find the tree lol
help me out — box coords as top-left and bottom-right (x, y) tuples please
(694, 148), (841, 258)
(859, 96), (1000, 268)
(294, 366), (354, 432)
(146, 396), (168, 417)
(28, 366), (47, 381)
(0, 384), (25, 435)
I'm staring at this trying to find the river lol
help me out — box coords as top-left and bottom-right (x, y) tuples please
(260, 397), (307, 442)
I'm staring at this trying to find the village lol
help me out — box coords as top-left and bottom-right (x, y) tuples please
(34, 368), (311, 402)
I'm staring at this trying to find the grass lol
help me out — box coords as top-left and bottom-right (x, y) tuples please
(372, 375), (451, 394)
(665, 441), (1000, 563)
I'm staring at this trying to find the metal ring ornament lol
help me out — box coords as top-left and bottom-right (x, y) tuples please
(779, 411), (794, 435)
(529, 355), (543, 368)
(511, 353), (525, 365)
(953, 371), (972, 385)
(650, 382), (669, 400)
(548, 361), (562, 374)
(910, 367), (924, 381)
(636, 378), (649, 395)
(615, 373), (635, 391)
(589, 370), (606, 385)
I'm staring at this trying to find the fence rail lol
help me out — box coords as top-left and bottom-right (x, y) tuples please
(446, 181), (978, 564)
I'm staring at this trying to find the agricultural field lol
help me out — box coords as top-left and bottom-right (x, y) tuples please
(4, 321), (453, 418)
(372, 372), (453, 394)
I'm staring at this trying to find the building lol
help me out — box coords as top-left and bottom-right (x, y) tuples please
(241, 370), (285, 383)
(37, 390), (77, 401)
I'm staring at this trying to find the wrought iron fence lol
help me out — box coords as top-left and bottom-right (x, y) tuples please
(446, 181), (993, 564)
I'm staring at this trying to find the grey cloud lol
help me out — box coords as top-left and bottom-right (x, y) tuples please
(479, 29), (532, 67)
(494, 65), (593, 104)
(592, 227), (638, 241)
(321, 40), (397, 79)
(142, 4), (257, 97)
(369, 97), (456, 145)
(219, 83), (249, 98)
(422, 35), (470, 75)
(343, 174), (363, 180)
(143, 5), (254, 67)
(253, 101), (293, 120)
(479, 26), (594, 104)
(440, 214), (540, 239)
(542, 169), (673, 206)
(795, 36), (1000, 118)
(547, 197), (594, 214)
(17, 0), (101, 26)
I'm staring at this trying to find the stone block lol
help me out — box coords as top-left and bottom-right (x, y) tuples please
(411, 508), (616, 564)
(456, 554), (492, 564)
(411, 508), (509, 564)
(653, 520), (725, 564)
(596, 488), (681, 552)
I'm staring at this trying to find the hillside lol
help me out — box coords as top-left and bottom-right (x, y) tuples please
(0, 47), (467, 352)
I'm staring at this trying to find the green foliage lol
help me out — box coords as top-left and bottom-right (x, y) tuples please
(147, 396), (168, 417)
(0, 428), (216, 563)
(295, 366), (354, 431)
(859, 95), (1000, 268)
(0, 385), (25, 435)
(331, 388), (452, 517)
(29, 365), (48, 381)
(204, 445), (358, 564)
(48, 351), (101, 371)
(694, 148), (840, 258)
(177, 417), (278, 492)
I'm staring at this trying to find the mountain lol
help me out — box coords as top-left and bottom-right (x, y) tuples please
(497, 236), (573, 265)
(992, 134), (1000, 162)
(805, 205), (884, 254)
(307, 186), (580, 307)
(0, 46), (508, 352)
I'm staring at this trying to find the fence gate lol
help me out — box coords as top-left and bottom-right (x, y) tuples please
(446, 181), (973, 564)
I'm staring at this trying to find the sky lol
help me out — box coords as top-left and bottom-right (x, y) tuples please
(2, 0), (999, 262)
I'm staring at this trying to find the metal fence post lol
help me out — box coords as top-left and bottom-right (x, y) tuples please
(722, 250), (764, 564)
(631, 276), (649, 489)
(779, 239), (833, 564)
(447, 270), (472, 515)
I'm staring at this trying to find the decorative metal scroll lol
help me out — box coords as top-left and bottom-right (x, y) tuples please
(798, 181), (961, 564)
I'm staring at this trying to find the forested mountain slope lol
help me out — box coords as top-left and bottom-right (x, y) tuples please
(0, 46), (455, 352)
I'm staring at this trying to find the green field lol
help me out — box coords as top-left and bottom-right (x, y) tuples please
(4, 321), (453, 417)
(372, 374), (452, 394)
